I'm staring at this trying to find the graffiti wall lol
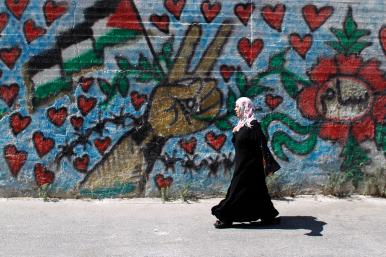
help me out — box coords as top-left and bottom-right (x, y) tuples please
(0, 0), (384, 198)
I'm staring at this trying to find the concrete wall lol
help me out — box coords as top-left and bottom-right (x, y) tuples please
(0, 0), (384, 198)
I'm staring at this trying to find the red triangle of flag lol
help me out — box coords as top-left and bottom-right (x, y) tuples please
(107, 0), (143, 31)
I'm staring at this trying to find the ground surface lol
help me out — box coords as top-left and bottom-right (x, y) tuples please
(0, 195), (385, 257)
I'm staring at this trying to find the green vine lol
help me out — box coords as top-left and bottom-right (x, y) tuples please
(99, 37), (175, 106)
(213, 49), (311, 131)
(375, 124), (386, 158)
(261, 113), (318, 161)
(340, 135), (371, 187)
(115, 37), (174, 84)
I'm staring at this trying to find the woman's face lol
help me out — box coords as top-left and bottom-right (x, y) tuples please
(234, 104), (242, 118)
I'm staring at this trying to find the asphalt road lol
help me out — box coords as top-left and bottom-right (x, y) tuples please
(0, 195), (385, 257)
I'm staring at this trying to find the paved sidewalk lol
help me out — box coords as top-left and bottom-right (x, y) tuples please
(0, 195), (385, 257)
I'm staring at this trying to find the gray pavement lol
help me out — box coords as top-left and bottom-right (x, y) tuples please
(0, 195), (385, 257)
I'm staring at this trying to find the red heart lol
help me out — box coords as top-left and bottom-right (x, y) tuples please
(220, 65), (235, 82)
(70, 116), (83, 130)
(0, 83), (19, 107)
(23, 19), (46, 44)
(155, 174), (165, 188)
(179, 137), (197, 154)
(0, 13), (9, 34)
(4, 144), (27, 177)
(201, 1), (221, 23)
(380, 26), (386, 56)
(10, 112), (31, 135)
(94, 137), (111, 155)
(289, 33), (313, 59)
(130, 91), (147, 111)
(261, 4), (285, 32)
(6, 0), (29, 20)
(205, 132), (226, 152)
(164, 0), (186, 20)
(106, 0), (142, 31)
(73, 154), (89, 173)
(234, 3), (255, 26)
(78, 76), (94, 92)
(47, 107), (67, 127)
(0, 47), (22, 69)
(302, 5), (333, 32)
(265, 94), (283, 110)
(164, 176), (173, 187)
(33, 131), (55, 158)
(34, 163), (55, 187)
(155, 173), (173, 188)
(77, 95), (96, 116)
(238, 38), (264, 67)
(150, 14), (169, 34)
(43, 0), (68, 26)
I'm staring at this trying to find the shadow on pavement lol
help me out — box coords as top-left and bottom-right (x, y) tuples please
(231, 216), (327, 236)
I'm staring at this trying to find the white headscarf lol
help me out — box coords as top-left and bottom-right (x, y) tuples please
(233, 97), (256, 132)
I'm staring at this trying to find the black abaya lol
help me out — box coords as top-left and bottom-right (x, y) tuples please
(211, 120), (279, 222)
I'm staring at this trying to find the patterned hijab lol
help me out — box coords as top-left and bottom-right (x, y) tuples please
(233, 97), (256, 132)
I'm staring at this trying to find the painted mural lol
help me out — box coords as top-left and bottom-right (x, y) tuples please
(0, 0), (384, 198)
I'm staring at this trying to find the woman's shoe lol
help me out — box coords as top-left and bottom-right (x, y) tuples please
(214, 219), (233, 229)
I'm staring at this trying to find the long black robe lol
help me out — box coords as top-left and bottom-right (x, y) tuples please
(211, 120), (279, 222)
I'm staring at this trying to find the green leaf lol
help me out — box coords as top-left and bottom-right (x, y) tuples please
(113, 72), (129, 97)
(245, 85), (270, 98)
(326, 41), (346, 54)
(350, 29), (371, 42)
(245, 76), (272, 97)
(135, 54), (164, 83)
(347, 41), (372, 55)
(115, 56), (132, 71)
(159, 37), (174, 70)
(330, 28), (349, 46)
(226, 89), (237, 115)
(268, 50), (286, 71)
(344, 7), (357, 36)
(235, 71), (247, 94)
(98, 78), (116, 99)
(250, 77), (260, 87)
(138, 54), (152, 71)
(280, 72), (299, 98)
(135, 55), (155, 83)
(215, 119), (232, 130)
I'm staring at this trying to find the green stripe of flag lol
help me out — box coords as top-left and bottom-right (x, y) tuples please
(33, 78), (72, 106)
(95, 28), (141, 51)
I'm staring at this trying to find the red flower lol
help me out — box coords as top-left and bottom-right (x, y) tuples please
(297, 54), (385, 143)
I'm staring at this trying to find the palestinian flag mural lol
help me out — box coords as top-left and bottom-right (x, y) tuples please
(23, 0), (144, 110)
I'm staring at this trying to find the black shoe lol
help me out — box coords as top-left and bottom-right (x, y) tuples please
(214, 220), (233, 229)
(260, 217), (281, 225)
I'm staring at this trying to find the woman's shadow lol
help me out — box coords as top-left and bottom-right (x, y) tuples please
(232, 216), (327, 236)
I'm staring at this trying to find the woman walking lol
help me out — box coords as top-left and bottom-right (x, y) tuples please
(211, 97), (280, 228)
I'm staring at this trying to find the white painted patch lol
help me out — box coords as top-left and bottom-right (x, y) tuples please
(62, 39), (94, 62)
(31, 65), (62, 86)
(91, 17), (110, 39)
